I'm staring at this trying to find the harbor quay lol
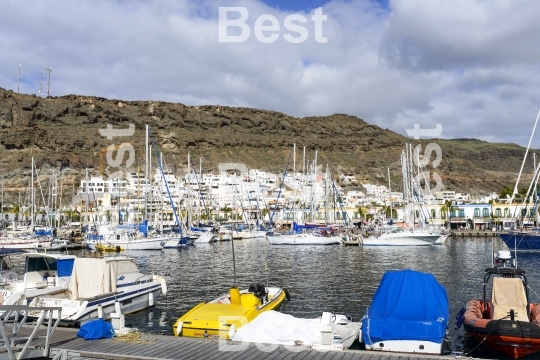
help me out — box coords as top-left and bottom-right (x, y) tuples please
(5, 324), (453, 360)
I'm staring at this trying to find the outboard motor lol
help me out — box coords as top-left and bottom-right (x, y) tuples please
(494, 250), (515, 268)
(248, 283), (268, 302)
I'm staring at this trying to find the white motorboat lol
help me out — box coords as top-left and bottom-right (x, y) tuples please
(85, 225), (166, 250)
(363, 227), (446, 246)
(266, 232), (341, 245)
(232, 310), (360, 351)
(0, 235), (53, 249)
(29, 256), (167, 326)
(0, 251), (75, 305)
(233, 228), (266, 239)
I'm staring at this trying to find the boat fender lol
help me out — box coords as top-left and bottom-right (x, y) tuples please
(228, 324), (236, 339)
(284, 288), (291, 301)
(175, 321), (183, 336)
(455, 307), (466, 330)
(160, 278), (168, 295)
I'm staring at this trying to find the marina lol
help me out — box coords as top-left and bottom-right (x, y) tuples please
(1, 235), (536, 359)
(2, 0), (540, 358)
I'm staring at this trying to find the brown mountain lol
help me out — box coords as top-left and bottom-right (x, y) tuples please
(0, 87), (533, 204)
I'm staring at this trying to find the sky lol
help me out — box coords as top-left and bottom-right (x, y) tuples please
(1, 0), (540, 147)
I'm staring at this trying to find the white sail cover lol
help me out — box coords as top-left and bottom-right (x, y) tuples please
(232, 310), (359, 348)
(68, 258), (138, 299)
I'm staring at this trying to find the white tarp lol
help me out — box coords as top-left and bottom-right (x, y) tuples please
(232, 311), (359, 348)
(68, 258), (137, 299)
(109, 259), (138, 275)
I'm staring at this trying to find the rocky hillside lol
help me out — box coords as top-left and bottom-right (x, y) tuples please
(0, 87), (534, 204)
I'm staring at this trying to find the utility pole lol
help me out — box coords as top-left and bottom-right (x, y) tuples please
(44, 67), (52, 97)
(17, 63), (21, 93)
(39, 73), (43, 97)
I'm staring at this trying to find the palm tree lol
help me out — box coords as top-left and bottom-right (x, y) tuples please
(442, 200), (458, 227)
(357, 206), (367, 221)
(220, 206), (232, 220)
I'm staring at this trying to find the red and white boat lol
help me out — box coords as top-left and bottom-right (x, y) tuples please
(457, 250), (540, 358)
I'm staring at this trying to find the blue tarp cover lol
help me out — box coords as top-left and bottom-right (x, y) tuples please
(292, 222), (323, 233)
(57, 258), (75, 277)
(362, 269), (449, 345)
(76, 319), (115, 340)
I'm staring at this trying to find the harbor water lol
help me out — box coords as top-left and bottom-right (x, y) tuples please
(19, 237), (540, 358)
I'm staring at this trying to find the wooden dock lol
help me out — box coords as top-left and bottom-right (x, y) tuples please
(14, 325), (456, 360)
(450, 231), (502, 237)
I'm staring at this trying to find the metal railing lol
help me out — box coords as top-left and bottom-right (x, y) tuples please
(0, 305), (62, 360)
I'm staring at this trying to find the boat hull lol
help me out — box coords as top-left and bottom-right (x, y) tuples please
(500, 233), (540, 251)
(266, 234), (340, 245)
(362, 237), (432, 246)
(29, 283), (163, 326)
(173, 287), (287, 339)
(463, 300), (540, 358)
(0, 238), (53, 249)
(86, 237), (165, 250)
(364, 340), (443, 355)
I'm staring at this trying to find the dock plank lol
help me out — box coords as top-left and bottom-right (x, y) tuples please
(43, 325), (453, 360)
(175, 340), (216, 359)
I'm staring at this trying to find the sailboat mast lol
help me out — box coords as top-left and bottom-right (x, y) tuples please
(293, 143), (296, 223)
(59, 172), (63, 229)
(187, 152), (192, 229)
(388, 167), (392, 222)
(145, 124), (149, 222)
(510, 109), (540, 208)
(31, 157), (34, 229)
(1, 174), (3, 227)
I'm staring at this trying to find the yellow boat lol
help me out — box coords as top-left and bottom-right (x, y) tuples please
(95, 243), (124, 252)
(173, 284), (290, 339)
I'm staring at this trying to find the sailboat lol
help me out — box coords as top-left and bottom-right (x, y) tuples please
(173, 221), (290, 339)
(364, 145), (447, 246)
(0, 157), (52, 249)
(498, 111), (540, 250)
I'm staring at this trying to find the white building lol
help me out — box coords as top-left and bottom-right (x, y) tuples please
(363, 184), (388, 195)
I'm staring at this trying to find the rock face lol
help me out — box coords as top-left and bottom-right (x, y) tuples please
(0, 86), (533, 204)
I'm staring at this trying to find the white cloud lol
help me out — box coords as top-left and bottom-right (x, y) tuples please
(1, 0), (539, 147)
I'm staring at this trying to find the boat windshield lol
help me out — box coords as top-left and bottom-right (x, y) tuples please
(26, 256), (57, 272)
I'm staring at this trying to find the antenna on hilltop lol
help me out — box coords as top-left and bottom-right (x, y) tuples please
(44, 67), (52, 97)
(39, 73), (43, 97)
(17, 62), (21, 93)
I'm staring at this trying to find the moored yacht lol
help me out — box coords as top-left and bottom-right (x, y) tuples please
(28, 255), (167, 326)
(363, 227), (447, 246)
(0, 251), (75, 305)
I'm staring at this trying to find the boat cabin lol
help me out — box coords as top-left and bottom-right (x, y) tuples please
(22, 253), (75, 290)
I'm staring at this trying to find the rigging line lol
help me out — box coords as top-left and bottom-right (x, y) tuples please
(464, 317), (509, 356)
(147, 127), (182, 237)
(190, 165), (211, 223)
(269, 150), (293, 226)
(329, 171), (350, 227)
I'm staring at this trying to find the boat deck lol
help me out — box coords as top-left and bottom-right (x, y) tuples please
(10, 325), (454, 360)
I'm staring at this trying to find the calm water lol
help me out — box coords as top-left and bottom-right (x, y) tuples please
(18, 237), (540, 359)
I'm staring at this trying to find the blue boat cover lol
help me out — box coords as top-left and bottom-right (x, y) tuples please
(362, 269), (449, 345)
(77, 319), (115, 340)
(57, 258), (75, 277)
(292, 222), (323, 233)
